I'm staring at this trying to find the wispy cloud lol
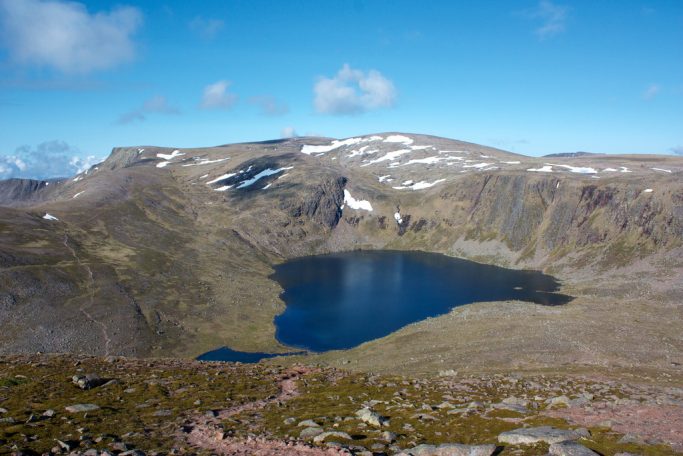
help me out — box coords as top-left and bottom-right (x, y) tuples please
(0, 140), (102, 179)
(249, 95), (289, 116)
(117, 96), (179, 124)
(670, 146), (683, 156)
(526, 1), (569, 40)
(0, 0), (142, 73)
(188, 16), (224, 40)
(642, 83), (661, 101)
(314, 64), (396, 115)
(200, 80), (237, 110)
(280, 126), (298, 139)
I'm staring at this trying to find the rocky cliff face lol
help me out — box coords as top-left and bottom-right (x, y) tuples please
(288, 176), (347, 229)
(341, 172), (683, 271)
(0, 178), (64, 207)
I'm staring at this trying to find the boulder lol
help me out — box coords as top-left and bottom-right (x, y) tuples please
(548, 395), (571, 408)
(381, 430), (397, 443)
(502, 396), (529, 407)
(404, 443), (497, 456)
(498, 426), (583, 444)
(64, 404), (100, 413)
(491, 403), (528, 413)
(297, 419), (321, 427)
(313, 431), (352, 443)
(549, 441), (599, 456)
(355, 407), (389, 427)
(299, 427), (324, 439)
(72, 374), (107, 390)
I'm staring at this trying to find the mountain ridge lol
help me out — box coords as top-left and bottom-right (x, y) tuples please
(0, 132), (681, 376)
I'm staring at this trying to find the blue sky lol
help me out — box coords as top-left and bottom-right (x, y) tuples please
(0, 0), (682, 179)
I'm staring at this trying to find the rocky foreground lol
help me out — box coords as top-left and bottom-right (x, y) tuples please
(0, 354), (681, 455)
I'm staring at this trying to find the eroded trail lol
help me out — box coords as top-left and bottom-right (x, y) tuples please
(180, 366), (348, 455)
(62, 231), (112, 356)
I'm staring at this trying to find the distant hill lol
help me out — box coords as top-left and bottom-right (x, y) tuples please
(543, 151), (602, 158)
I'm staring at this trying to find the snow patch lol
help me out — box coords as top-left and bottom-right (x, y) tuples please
(651, 167), (672, 173)
(362, 149), (412, 166)
(343, 189), (373, 211)
(236, 167), (293, 188)
(199, 174), (209, 179)
(347, 146), (379, 158)
(262, 183), (272, 190)
(394, 212), (403, 224)
(502, 161), (521, 165)
(409, 145), (432, 150)
(301, 136), (382, 155)
(73, 175), (83, 182)
(643, 188), (653, 193)
(602, 168), (618, 172)
(403, 156), (451, 166)
(43, 213), (58, 221)
(553, 164), (598, 174)
(620, 167), (631, 173)
(156, 162), (170, 168)
(383, 135), (414, 145)
(206, 173), (237, 184)
(72, 191), (85, 199)
(528, 165), (554, 172)
(378, 175), (391, 183)
(393, 179), (446, 190)
(157, 150), (184, 160)
(214, 185), (232, 192)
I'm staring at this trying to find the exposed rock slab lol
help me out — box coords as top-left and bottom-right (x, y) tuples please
(401, 443), (497, 456)
(549, 441), (599, 456)
(498, 426), (584, 444)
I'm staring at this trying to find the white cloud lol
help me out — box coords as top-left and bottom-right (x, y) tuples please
(642, 83), (661, 100)
(0, 0), (142, 73)
(188, 16), (224, 40)
(281, 126), (298, 139)
(249, 95), (289, 116)
(528, 1), (568, 39)
(0, 140), (102, 179)
(314, 64), (396, 115)
(200, 80), (237, 110)
(117, 96), (179, 124)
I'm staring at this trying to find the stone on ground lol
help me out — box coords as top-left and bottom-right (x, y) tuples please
(299, 426), (324, 439)
(64, 404), (100, 413)
(549, 441), (599, 456)
(355, 407), (389, 427)
(498, 426), (583, 444)
(402, 443), (497, 456)
(313, 431), (352, 443)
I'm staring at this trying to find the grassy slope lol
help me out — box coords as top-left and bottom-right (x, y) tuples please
(0, 354), (681, 455)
